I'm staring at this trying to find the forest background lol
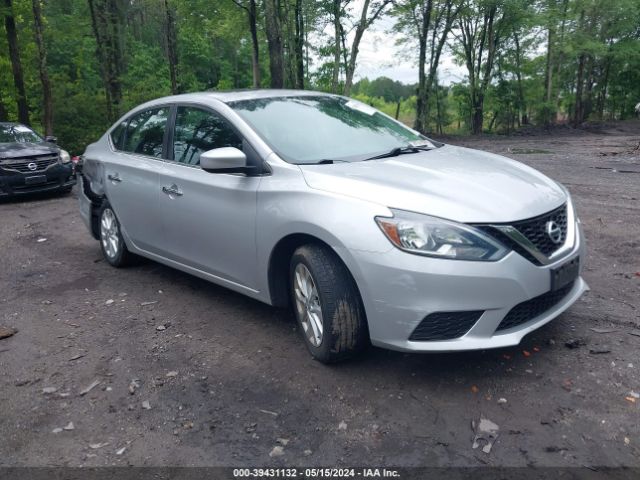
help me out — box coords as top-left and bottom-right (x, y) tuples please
(1, 0), (639, 154)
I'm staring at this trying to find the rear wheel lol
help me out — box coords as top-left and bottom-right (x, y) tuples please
(99, 201), (133, 267)
(290, 244), (368, 363)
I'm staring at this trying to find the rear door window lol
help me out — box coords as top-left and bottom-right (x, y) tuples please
(110, 120), (127, 150)
(122, 107), (169, 158)
(172, 106), (242, 166)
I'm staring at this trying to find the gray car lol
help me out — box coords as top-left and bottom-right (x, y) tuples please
(79, 90), (587, 363)
(1, 122), (75, 197)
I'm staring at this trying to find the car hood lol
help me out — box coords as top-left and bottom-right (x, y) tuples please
(299, 144), (566, 223)
(0, 142), (58, 159)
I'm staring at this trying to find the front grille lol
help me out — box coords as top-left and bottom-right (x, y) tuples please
(477, 227), (541, 264)
(409, 310), (483, 341)
(0, 154), (59, 173)
(510, 204), (567, 256)
(496, 281), (575, 332)
(12, 179), (60, 190)
(477, 204), (568, 265)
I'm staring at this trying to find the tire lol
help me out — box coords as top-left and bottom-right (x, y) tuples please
(98, 201), (134, 267)
(59, 186), (73, 195)
(290, 244), (369, 363)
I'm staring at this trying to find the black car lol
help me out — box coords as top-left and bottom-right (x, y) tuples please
(0, 122), (76, 198)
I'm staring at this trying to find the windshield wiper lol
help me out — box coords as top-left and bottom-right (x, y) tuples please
(364, 144), (434, 161)
(303, 158), (349, 165)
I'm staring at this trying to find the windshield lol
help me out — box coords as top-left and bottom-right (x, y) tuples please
(0, 124), (42, 144)
(229, 96), (429, 164)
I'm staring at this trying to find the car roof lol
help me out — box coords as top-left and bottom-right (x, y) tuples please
(208, 89), (334, 103)
(144, 89), (337, 107)
(112, 90), (346, 124)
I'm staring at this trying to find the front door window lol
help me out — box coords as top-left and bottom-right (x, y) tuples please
(172, 107), (242, 166)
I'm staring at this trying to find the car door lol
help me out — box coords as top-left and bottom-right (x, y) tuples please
(103, 106), (169, 254)
(157, 104), (261, 289)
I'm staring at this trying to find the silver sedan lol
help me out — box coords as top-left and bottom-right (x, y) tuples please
(79, 90), (587, 363)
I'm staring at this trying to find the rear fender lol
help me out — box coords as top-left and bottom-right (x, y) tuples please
(78, 155), (107, 240)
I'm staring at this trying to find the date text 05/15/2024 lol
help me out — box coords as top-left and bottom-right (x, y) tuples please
(232, 468), (401, 478)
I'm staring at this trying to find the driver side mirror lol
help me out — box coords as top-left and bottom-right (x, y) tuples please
(200, 147), (255, 175)
(44, 135), (58, 144)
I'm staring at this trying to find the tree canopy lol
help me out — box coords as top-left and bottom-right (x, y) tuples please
(1, 0), (639, 153)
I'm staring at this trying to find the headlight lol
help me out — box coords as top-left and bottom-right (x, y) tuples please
(59, 150), (71, 163)
(375, 209), (508, 261)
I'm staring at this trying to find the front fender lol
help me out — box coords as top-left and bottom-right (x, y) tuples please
(255, 162), (393, 305)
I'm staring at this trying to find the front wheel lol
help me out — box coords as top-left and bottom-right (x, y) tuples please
(290, 244), (368, 363)
(99, 201), (134, 267)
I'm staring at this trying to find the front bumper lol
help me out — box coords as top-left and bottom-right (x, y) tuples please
(0, 163), (76, 197)
(352, 221), (588, 352)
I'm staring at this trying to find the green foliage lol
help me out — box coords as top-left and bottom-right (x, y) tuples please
(352, 77), (415, 103)
(0, 0), (638, 152)
(450, 83), (472, 131)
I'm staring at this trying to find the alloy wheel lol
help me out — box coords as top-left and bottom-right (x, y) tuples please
(293, 263), (324, 347)
(100, 208), (120, 259)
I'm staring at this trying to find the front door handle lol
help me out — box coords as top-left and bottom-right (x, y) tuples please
(162, 185), (183, 197)
(107, 173), (122, 183)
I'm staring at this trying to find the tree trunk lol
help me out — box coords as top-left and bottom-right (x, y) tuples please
(294, 0), (304, 89)
(232, 0), (261, 88)
(435, 84), (443, 134)
(343, 0), (371, 96)
(31, 0), (53, 135)
(544, 27), (553, 104)
(331, 0), (341, 93)
(249, 0), (261, 88)
(87, 0), (110, 116)
(164, 0), (179, 94)
(280, 0), (295, 88)
(343, 0), (391, 95)
(458, 3), (497, 135)
(488, 110), (497, 132)
(542, 23), (555, 127)
(583, 56), (596, 121)
(555, 0), (569, 105)
(573, 53), (586, 127)
(513, 32), (527, 125)
(264, 0), (284, 88)
(106, 0), (124, 116)
(0, 90), (8, 121)
(422, 0), (456, 132)
(414, 0), (434, 133)
(472, 94), (484, 135)
(304, 26), (310, 83)
(414, 32), (428, 133)
(597, 53), (611, 120)
(88, 0), (126, 121)
(571, 8), (587, 127)
(4, 0), (30, 125)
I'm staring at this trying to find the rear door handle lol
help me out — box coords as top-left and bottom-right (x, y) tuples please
(107, 173), (122, 183)
(162, 185), (183, 197)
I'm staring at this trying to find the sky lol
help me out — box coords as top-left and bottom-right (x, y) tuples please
(336, 1), (468, 86)
(353, 27), (467, 85)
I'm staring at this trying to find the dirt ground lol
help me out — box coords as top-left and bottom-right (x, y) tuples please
(0, 121), (638, 469)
